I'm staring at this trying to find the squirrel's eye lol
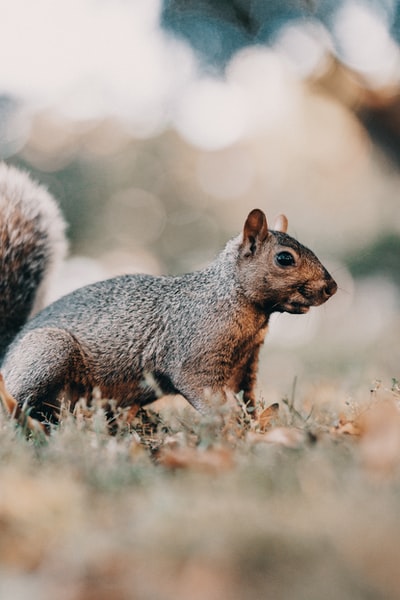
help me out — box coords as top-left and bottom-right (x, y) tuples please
(275, 251), (295, 267)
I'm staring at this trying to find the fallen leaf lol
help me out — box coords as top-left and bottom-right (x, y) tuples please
(157, 446), (234, 472)
(258, 402), (280, 431)
(247, 426), (306, 448)
(0, 372), (17, 414)
(162, 432), (188, 449)
(0, 373), (46, 434)
(358, 401), (400, 476)
(332, 419), (362, 436)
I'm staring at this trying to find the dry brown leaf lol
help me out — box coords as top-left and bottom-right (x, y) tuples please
(0, 372), (18, 414)
(247, 426), (306, 448)
(358, 401), (400, 475)
(332, 418), (362, 436)
(331, 401), (400, 477)
(257, 402), (280, 431)
(0, 372), (46, 434)
(157, 446), (234, 472)
(162, 432), (189, 449)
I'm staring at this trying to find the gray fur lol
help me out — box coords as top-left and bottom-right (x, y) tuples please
(0, 169), (337, 421)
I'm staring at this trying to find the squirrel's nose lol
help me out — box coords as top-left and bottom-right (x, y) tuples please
(322, 278), (337, 299)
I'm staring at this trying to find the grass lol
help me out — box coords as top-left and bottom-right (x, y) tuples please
(1, 381), (400, 600)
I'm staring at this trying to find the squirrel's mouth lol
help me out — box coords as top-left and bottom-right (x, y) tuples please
(285, 302), (311, 314)
(283, 288), (335, 314)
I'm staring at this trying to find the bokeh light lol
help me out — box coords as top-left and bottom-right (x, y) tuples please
(334, 2), (400, 88)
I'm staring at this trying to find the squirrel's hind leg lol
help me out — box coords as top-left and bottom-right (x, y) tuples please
(2, 327), (92, 423)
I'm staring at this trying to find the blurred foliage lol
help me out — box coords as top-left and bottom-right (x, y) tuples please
(1, 384), (400, 599)
(346, 233), (400, 287)
(163, 0), (330, 66)
(162, 0), (400, 158)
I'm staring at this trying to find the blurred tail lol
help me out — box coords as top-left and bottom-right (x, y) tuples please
(0, 163), (67, 362)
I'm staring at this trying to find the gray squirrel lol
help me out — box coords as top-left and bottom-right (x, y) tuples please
(0, 163), (337, 424)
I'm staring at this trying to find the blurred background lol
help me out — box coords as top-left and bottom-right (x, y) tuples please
(1, 0), (399, 400)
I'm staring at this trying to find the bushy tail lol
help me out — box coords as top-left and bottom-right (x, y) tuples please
(0, 164), (67, 362)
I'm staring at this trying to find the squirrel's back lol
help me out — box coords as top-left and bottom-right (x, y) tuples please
(0, 164), (67, 361)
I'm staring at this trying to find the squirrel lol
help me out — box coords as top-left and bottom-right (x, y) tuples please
(0, 162), (337, 425)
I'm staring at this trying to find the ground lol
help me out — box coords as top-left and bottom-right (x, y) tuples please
(0, 380), (400, 600)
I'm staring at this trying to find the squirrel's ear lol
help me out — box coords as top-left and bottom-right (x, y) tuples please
(242, 209), (269, 255)
(273, 214), (288, 233)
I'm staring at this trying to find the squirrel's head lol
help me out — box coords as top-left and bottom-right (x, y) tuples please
(238, 209), (337, 315)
